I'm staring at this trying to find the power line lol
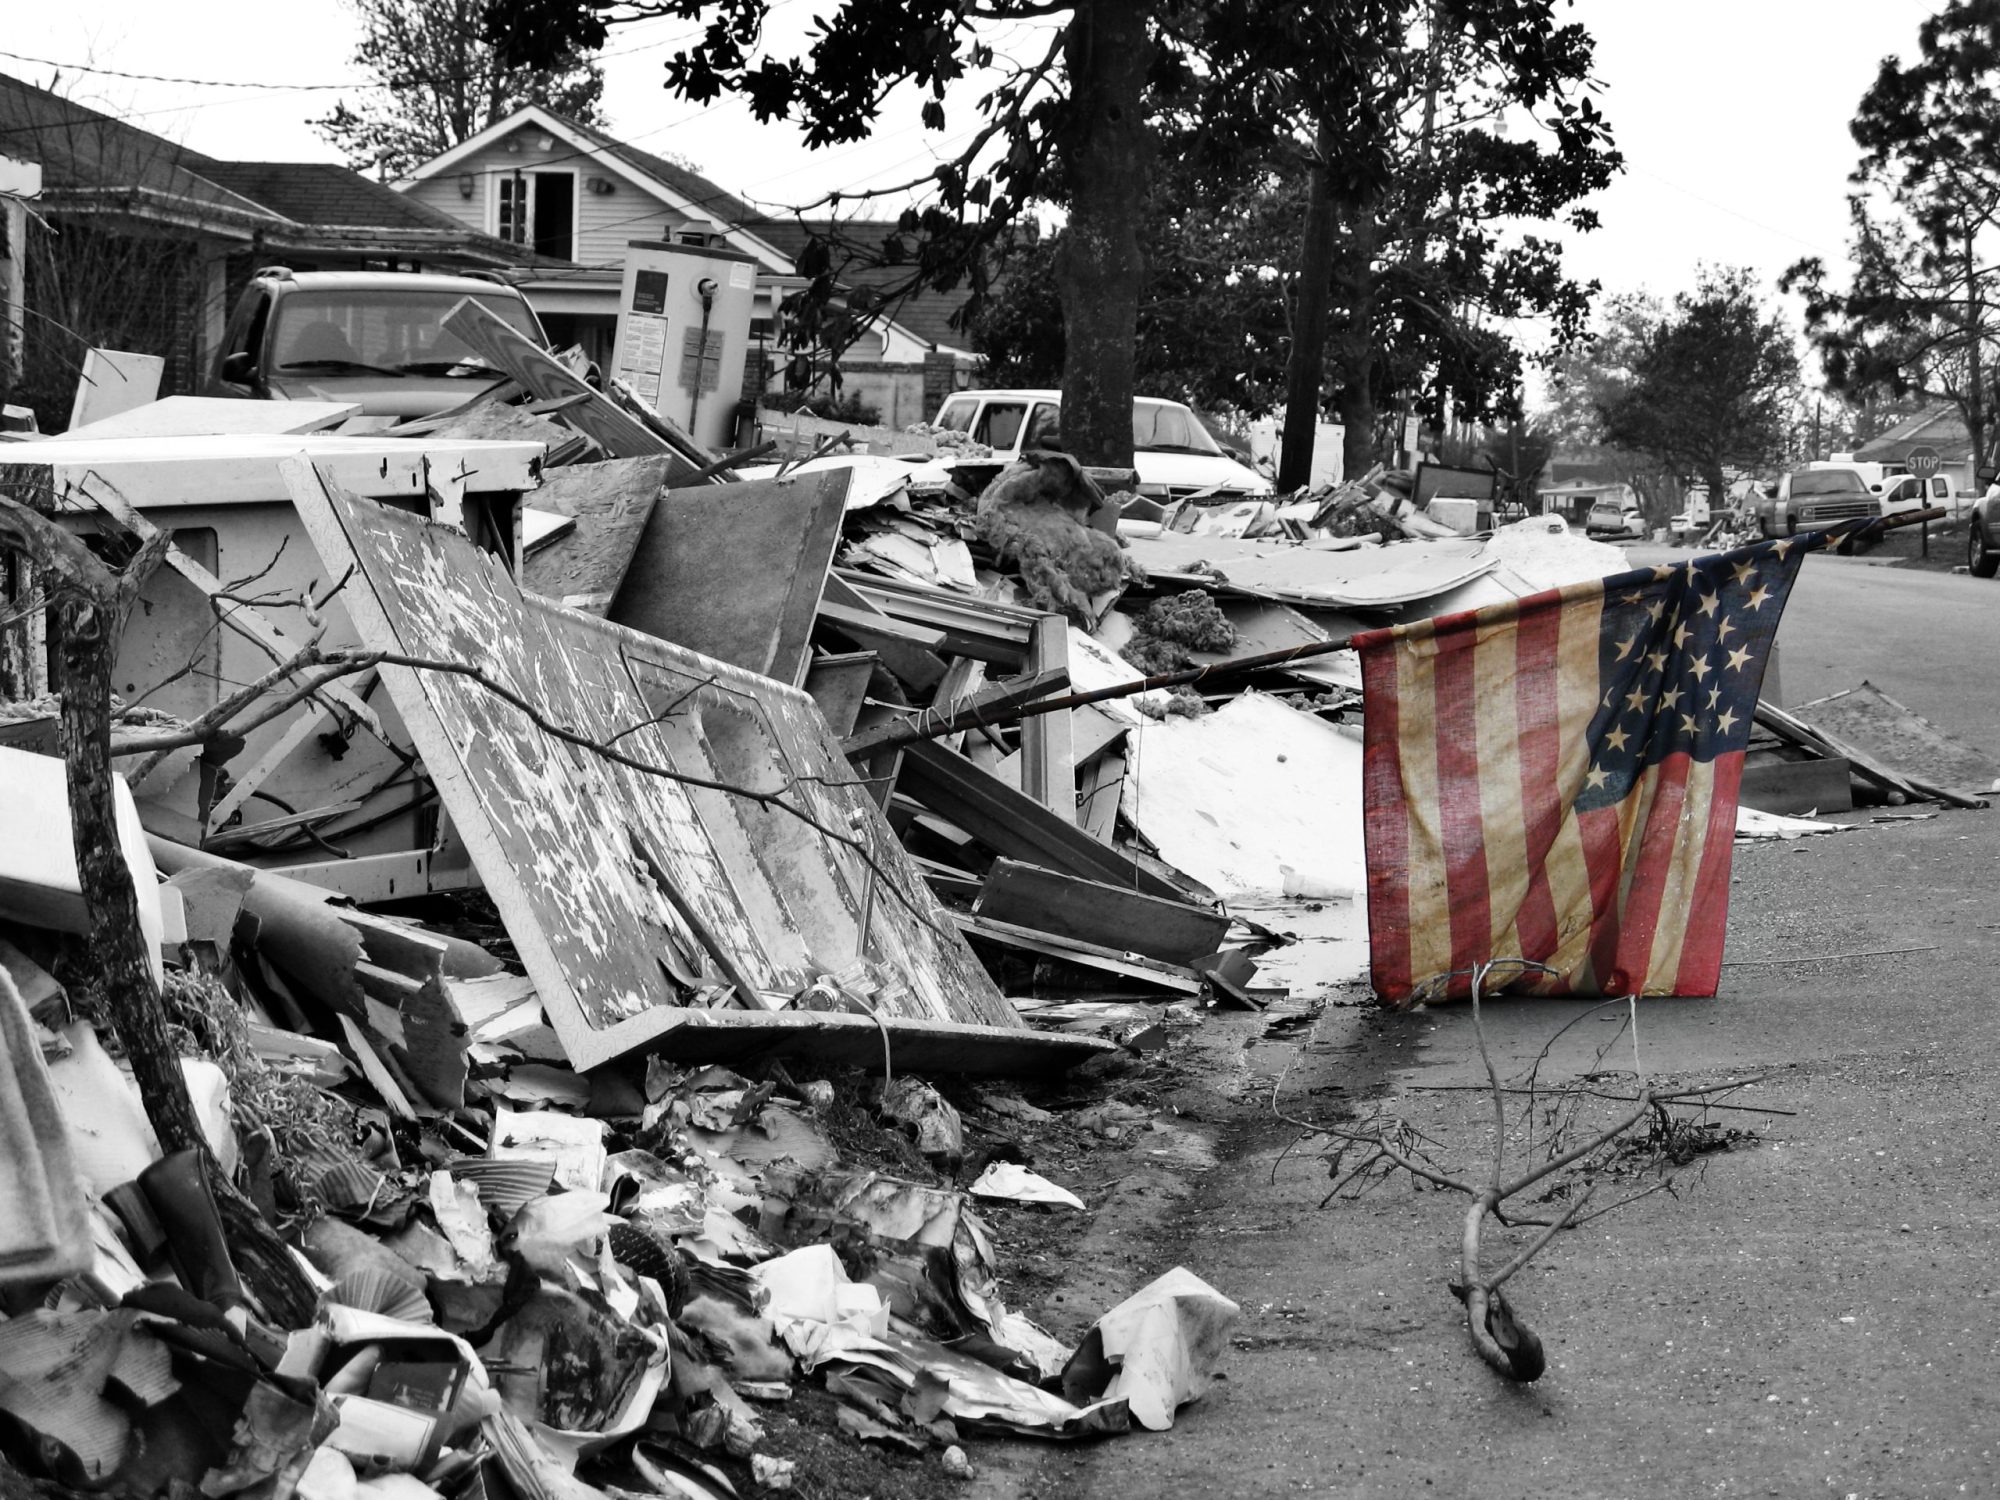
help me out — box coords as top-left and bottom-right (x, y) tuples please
(0, 24), (689, 96)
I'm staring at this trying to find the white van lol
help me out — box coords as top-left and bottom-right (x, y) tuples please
(931, 388), (1272, 502)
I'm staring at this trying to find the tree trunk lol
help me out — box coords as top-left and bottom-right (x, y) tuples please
(0, 481), (319, 1329)
(1053, 0), (1152, 469)
(1702, 462), (1726, 527)
(1326, 194), (1383, 483)
(51, 592), (318, 1329)
(1966, 228), (1986, 477)
(1278, 121), (1339, 494)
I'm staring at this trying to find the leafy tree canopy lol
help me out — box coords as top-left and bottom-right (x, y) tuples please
(1784, 0), (2000, 468)
(316, 0), (605, 179)
(1597, 267), (1799, 504)
(481, 0), (1609, 472)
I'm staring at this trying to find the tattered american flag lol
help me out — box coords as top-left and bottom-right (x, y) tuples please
(1354, 536), (1807, 1004)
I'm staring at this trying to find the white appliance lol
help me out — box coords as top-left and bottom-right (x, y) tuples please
(610, 239), (758, 451)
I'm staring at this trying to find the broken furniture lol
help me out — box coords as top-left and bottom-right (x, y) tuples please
(284, 457), (1103, 1075)
(6, 432), (545, 901)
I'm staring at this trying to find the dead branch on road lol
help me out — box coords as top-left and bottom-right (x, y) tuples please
(1273, 959), (1767, 1383)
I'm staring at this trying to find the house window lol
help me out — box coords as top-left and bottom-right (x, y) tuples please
(495, 172), (575, 260)
(498, 174), (529, 244)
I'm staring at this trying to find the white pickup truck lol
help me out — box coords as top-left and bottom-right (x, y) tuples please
(930, 388), (1272, 502)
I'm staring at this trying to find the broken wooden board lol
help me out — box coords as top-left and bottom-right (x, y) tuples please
(837, 571), (1037, 668)
(441, 299), (710, 478)
(896, 738), (1189, 901)
(1739, 756), (1854, 817)
(519, 456), (670, 615)
(1076, 749), (1125, 842)
(605, 1009), (1108, 1075)
(0, 747), (166, 987)
(975, 858), (1227, 966)
(819, 602), (949, 693)
(420, 398), (594, 463)
(609, 469), (850, 688)
(954, 913), (1205, 995)
(1019, 617), (1076, 821)
(282, 458), (1076, 1074)
(1791, 682), (2000, 801)
(53, 395), (360, 441)
(803, 652), (876, 739)
(1755, 699), (1986, 810)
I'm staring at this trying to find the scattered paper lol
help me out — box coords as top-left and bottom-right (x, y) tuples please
(968, 1162), (1085, 1209)
(1061, 1267), (1238, 1431)
(1734, 805), (1856, 841)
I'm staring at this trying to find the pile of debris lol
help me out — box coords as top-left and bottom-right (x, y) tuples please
(3, 302), (1987, 1494)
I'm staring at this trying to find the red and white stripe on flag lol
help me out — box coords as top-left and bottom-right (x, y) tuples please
(1354, 540), (1803, 1005)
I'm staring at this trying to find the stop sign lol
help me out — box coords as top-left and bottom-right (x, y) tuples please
(1907, 445), (1941, 478)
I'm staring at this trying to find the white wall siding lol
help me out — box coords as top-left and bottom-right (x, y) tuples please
(401, 130), (687, 267)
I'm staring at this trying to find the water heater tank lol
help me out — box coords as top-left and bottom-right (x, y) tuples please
(610, 239), (758, 451)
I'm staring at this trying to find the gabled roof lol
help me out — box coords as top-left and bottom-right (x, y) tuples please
(1854, 404), (1971, 461)
(393, 104), (792, 273)
(0, 71), (530, 266)
(745, 216), (978, 353)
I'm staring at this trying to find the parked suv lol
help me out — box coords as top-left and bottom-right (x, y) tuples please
(205, 269), (549, 421)
(930, 388), (1272, 501)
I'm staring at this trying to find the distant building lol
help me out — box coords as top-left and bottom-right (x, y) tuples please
(1852, 405), (1977, 493)
(0, 71), (528, 426)
(394, 107), (979, 431)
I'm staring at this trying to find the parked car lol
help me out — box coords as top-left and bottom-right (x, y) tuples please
(930, 388), (1272, 501)
(1584, 495), (1646, 540)
(206, 268), (550, 421)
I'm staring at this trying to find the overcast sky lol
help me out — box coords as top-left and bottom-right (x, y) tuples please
(2, 0), (1947, 308)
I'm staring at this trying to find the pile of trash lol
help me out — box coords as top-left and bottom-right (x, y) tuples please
(4, 316), (1986, 1498)
(0, 895), (1236, 1499)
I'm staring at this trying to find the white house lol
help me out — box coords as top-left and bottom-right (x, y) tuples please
(395, 105), (796, 369)
(396, 106), (979, 429)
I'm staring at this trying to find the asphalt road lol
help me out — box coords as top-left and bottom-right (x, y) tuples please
(1630, 541), (2000, 756)
(1000, 548), (2000, 1500)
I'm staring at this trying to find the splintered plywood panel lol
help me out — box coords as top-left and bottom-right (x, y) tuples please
(608, 469), (850, 687)
(283, 458), (1025, 1072)
(520, 456), (673, 615)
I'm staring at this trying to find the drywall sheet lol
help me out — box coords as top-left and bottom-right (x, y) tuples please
(1121, 534), (1497, 607)
(608, 469), (850, 687)
(283, 459), (1026, 1072)
(54, 396), (360, 441)
(1123, 691), (1367, 902)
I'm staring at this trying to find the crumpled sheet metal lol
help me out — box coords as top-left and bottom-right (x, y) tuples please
(822, 1330), (1128, 1439)
(739, 1235), (1119, 1437)
(1060, 1267), (1238, 1430)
